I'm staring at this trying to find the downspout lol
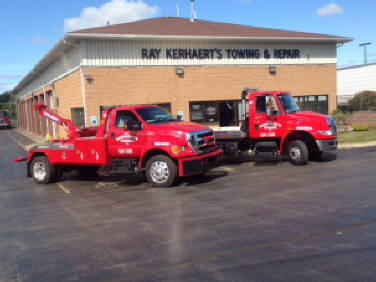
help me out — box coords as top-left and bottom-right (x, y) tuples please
(63, 39), (87, 126)
(42, 83), (49, 136)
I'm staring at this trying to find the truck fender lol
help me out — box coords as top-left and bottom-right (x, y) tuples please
(140, 149), (174, 169)
(280, 131), (317, 154)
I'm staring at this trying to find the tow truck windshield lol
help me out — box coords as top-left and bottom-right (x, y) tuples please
(136, 106), (177, 124)
(277, 93), (300, 114)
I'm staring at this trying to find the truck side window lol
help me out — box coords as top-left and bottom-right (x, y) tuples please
(115, 110), (139, 128)
(256, 96), (266, 113)
(256, 96), (281, 115)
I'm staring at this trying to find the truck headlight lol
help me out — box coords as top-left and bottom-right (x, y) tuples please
(318, 130), (335, 136)
(171, 145), (186, 154)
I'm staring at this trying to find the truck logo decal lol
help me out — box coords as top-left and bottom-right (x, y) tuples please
(43, 112), (60, 123)
(115, 134), (138, 144)
(259, 121), (282, 131)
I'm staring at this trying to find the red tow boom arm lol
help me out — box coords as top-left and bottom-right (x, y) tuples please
(34, 104), (80, 139)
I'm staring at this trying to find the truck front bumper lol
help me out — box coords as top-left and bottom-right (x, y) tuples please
(316, 139), (337, 152)
(178, 149), (224, 177)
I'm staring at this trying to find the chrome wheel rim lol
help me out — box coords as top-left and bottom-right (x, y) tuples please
(290, 146), (301, 162)
(150, 161), (169, 184)
(33, 161), (47, 181)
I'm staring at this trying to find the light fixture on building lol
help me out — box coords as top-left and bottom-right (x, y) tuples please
(269, 65), (276, 75)
(84, 74), (93, 82)
(176, 66), (184, 76)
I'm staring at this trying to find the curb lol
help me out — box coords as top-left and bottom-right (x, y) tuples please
(338, 141), (376, 149)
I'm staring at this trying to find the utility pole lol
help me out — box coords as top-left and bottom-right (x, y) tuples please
(359, 42), (372, 64)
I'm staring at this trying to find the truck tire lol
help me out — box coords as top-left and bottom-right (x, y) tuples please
(146, 155), (178, 187)
(288, 140), (308, 165)
(31, 156), (55, 184)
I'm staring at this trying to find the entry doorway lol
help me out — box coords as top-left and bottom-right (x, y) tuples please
(219, 101), (236, 126)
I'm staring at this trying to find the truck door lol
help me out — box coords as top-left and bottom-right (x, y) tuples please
(107, 110), (146, 158)
(249, 94), (285, 138)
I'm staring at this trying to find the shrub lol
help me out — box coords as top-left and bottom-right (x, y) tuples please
(352, 124), (370, 131)
(332, 109), (343, 116)
(348, 91), (376, 111)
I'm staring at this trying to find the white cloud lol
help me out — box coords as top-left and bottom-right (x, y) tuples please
(316, 3), (344, 16)
(0, 83), (15, 92)
(0, 74), (24, 80)
(64, 0), (160, 32)
(32, 37), (49, 44)
(18, 37), (50, 44)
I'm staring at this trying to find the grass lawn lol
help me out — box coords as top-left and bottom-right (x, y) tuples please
(338, 129), (376, 143)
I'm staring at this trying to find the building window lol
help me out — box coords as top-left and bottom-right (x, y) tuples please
(190, 100), (239, 126)
(293, 95), (328, 114)
(71, 108), (85, 127)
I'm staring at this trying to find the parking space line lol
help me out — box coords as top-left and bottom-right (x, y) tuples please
(7, 133), (27, 151)
(57, 183), (71, 194)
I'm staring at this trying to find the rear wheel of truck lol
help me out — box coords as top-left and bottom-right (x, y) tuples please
(288, 140), (308, 165)
(31, 156), (54, 184)
(146, 155), (177, 187)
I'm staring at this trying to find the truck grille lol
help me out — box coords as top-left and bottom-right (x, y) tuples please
(187, 130), (216, 155)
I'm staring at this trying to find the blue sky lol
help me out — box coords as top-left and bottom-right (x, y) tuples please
(1, 0), (375, 92)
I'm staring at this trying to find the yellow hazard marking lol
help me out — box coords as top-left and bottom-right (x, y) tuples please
(7, 133), (27, 151)
(57, 183), (71, 194)
(95, 181), (123, 189)
(220, 166), (235, 172)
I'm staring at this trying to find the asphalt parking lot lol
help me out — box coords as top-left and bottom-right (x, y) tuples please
(1, 128), (376, 281)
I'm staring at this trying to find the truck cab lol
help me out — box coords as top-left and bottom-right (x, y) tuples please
(215, 88), (337, 164)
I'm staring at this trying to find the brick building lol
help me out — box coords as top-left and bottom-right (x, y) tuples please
(13, 17), (352, 138)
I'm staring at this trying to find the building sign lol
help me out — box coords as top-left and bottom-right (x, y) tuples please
(141, 48), (300, 60)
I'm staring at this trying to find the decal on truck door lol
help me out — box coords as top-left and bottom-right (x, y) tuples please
(115, 134), (138, 144)
(259, 121), (282, 131)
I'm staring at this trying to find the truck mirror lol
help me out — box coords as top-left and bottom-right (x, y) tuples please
(266, 107), (272, 117)
(124, 119), (142, 130)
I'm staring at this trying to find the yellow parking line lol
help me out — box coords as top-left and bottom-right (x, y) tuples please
(7, 133), (27, 151)
(57, 183), (71, 194)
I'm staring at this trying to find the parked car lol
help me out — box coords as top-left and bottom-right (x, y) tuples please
(0, 110), (11, 128)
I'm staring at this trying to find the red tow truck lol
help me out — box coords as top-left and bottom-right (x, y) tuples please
(14, 104), (223, 187)
(214, 88), (337, 164)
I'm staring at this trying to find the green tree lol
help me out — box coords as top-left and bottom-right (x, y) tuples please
(348, 91), (376, 111)
(0, 90), (11, 103)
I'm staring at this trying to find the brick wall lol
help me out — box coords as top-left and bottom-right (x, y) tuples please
(54, 70), (83, 137)
(83, 64), (337, 122)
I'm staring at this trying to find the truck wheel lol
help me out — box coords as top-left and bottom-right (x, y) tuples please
(31, 156), (54, 184)
(146, 155), (178, 187)
(288, 140), (308, 165)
